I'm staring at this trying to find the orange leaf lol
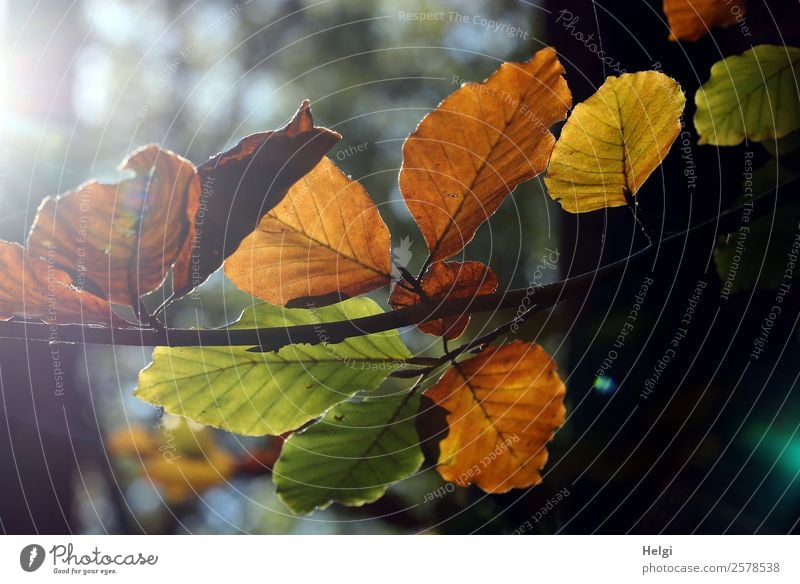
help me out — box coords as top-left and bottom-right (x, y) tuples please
(400, 47), (571, 261)
(27, 146), (199, 306)
(426, 341), (566, 493)
(225, 157), (391, 306)
(664, 0), (746, 42)
(0, 241), (119, 325)
(388, 261), (497, 340)
(173, 101), (341, 297)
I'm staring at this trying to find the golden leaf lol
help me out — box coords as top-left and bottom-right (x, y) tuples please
(400, 47), (571, 261)
(388, 261), (497, 340)
(173, 101), (340, 297)
(225, 157), (391, 306)
(545, 71), (685, 213)
(426, 341), (566, 493)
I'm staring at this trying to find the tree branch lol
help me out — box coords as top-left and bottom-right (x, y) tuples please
(1, 176), (795, 350)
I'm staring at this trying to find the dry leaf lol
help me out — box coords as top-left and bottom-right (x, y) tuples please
(0, 241), (119, 325)
(27, 145), (199, 306)
(388, 261), (497, 340)
(426, 340), (566, 493)
(225, 157), (391, 306)
(664, 0), (746, 42)
(545, 71), (685, 213)
(400, 47), (571, 261)
(173, 101), (341, 297)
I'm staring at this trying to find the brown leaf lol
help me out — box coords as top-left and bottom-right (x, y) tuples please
(664, 0), (746, 42)
(27, 145), (199, 306)
(400, 47), (571, 261)
(426, 340), (566, 493)
(388, 261), (497, 340)
(172, 100), (341, 297)
(0, 241), (119, 325)
(225, 157), (391, 306)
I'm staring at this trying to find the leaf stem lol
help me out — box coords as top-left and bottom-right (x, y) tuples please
(1, 176), (795, 349)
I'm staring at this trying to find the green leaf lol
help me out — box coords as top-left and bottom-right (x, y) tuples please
(274, 392), (423, 515)
(715, 161), (800, 294)
(695, 45), (800, 146)
(134, 298), (411, 436)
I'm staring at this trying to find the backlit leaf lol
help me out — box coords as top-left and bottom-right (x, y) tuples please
(545, 71), (685, 213)
(274, 392), (422, 515)
(400, 47), (571, 261)
(27, 146), (199, 306)
(108, 420), (237, 503)
(388, 261), (498, 340)
(225, 157), (392, 307)
(426, 340), (566, 493)
(0, 241), (119, 325)
(664, 0), (746, 42)
(134, 298), (411, 436)
(172, 101), (341, 297)
(695, 45), (800, 146)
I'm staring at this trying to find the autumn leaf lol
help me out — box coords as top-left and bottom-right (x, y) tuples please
(27, 146), (199, 307)
(695, 45), (800, 146)
(400, 47), (571, 261)
(388, 261), (498, 340)
(0, 241), (119, 325)
(172, 101), (341, 297)
(107, 420), (236, 503)
(545, 71), (685, 213)
(225, 157), (391, 307)
(426, 340), (566, 493)
(664, 0), (746, 42)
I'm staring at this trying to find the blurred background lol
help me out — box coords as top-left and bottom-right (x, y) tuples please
(1, 0), (799, 534)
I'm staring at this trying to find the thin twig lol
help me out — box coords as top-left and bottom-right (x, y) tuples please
(0, 176), (795, 350)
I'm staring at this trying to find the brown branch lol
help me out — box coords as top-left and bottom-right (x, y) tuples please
(0, 176), (794, 350)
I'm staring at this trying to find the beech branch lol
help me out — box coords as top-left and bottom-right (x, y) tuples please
(0, 176), (795, 351)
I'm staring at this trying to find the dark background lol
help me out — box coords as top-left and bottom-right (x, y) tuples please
(1, 0), (799, 533)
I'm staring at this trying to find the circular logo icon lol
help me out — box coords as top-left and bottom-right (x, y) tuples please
(20, 544), (46, 572)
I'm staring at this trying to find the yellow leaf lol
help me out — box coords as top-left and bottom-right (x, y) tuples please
(27, 146), (199, 306)
(664, 0), (746, 42)
(225, 157), (391, 306)
(426, 340), (566, 493)
(400, 47), (571, 261)
(545, 71), (685, 213)
(0, 241), (120, 325)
